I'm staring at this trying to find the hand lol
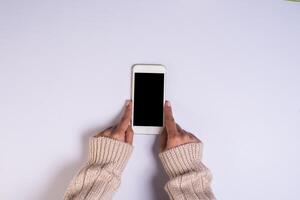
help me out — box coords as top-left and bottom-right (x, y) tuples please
(160, 100), (200, 152)
(94, 100), (134, 145)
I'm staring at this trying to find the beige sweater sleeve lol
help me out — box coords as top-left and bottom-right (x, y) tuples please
(159, 143), (216, 200)
(64, 136), (133, 200)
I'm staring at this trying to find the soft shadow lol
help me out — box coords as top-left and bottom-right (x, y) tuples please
(37, 153), (85, 200)
(151, 135), (169, 200)
(38, 110), (122, 200)
(36, 134), (88, 200)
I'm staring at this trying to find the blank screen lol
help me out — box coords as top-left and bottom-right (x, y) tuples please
(133, 73), (164, 126)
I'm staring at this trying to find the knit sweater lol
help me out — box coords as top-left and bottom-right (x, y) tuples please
(64, 137), (216, 200)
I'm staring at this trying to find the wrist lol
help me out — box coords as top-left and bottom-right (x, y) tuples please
(159, 142), (203, 178)
(88, 136), (133, 174)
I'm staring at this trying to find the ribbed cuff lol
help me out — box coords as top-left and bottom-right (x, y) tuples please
(88, 136), (133, 174)
(159, 143), (203, 178)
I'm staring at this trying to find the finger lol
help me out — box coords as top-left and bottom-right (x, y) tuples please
(176, 124), (185, 135)
(164, 100), (178, 135)
(188, 132), (201, 142)
(95, 126), (113, 138)
(125, 124), (134, 145)
(116, 100), (132, 133)
(183, 130), (201, 143)
(160, 128), (167, 152)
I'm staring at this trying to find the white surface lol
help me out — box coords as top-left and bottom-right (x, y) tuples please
(0, 1), (300, 200)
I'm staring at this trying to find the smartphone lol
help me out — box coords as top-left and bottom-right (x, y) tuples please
(131, 64), (166, 134)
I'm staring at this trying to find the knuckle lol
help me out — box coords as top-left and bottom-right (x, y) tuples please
(169, 117), (175, 122)
(183, 134), (190, 140)
(189, 133), (200, 141)
(99, 129), (111, 136)
(113, 130), (122, 135)
(111, 133), (122, 140)
(102, 132), (110, 137)
(166, 115), (174, 121)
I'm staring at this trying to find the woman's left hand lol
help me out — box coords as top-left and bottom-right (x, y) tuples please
(94, 100), (134, 145)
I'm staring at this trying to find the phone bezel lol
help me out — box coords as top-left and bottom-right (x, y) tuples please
(131, 64), (166, 135)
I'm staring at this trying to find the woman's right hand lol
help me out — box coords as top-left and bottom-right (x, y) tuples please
(160, 100), (200, 152)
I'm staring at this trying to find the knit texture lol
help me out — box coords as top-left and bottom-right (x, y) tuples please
(64, 136), (132, 200)
(64, 138), (216, 200)
(88, 136), (132, 174)
(159, 143), (216, 200)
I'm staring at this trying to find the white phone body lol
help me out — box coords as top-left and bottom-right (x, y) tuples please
(131, 64), (166, 134)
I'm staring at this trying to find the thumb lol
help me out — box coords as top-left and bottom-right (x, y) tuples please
(160, 128), (167, 152)
(125, 123), (134, 145)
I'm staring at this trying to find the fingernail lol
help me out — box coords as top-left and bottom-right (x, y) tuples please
(126, 100), (130, 106)
(166, 101), (171, 107)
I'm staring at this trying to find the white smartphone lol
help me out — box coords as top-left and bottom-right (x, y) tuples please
(131, 64), (166, 134)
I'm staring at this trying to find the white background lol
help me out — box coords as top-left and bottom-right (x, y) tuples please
(1, 1), (300, 200)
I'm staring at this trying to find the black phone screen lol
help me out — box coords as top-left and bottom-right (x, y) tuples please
(133, 73), (164, 126)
